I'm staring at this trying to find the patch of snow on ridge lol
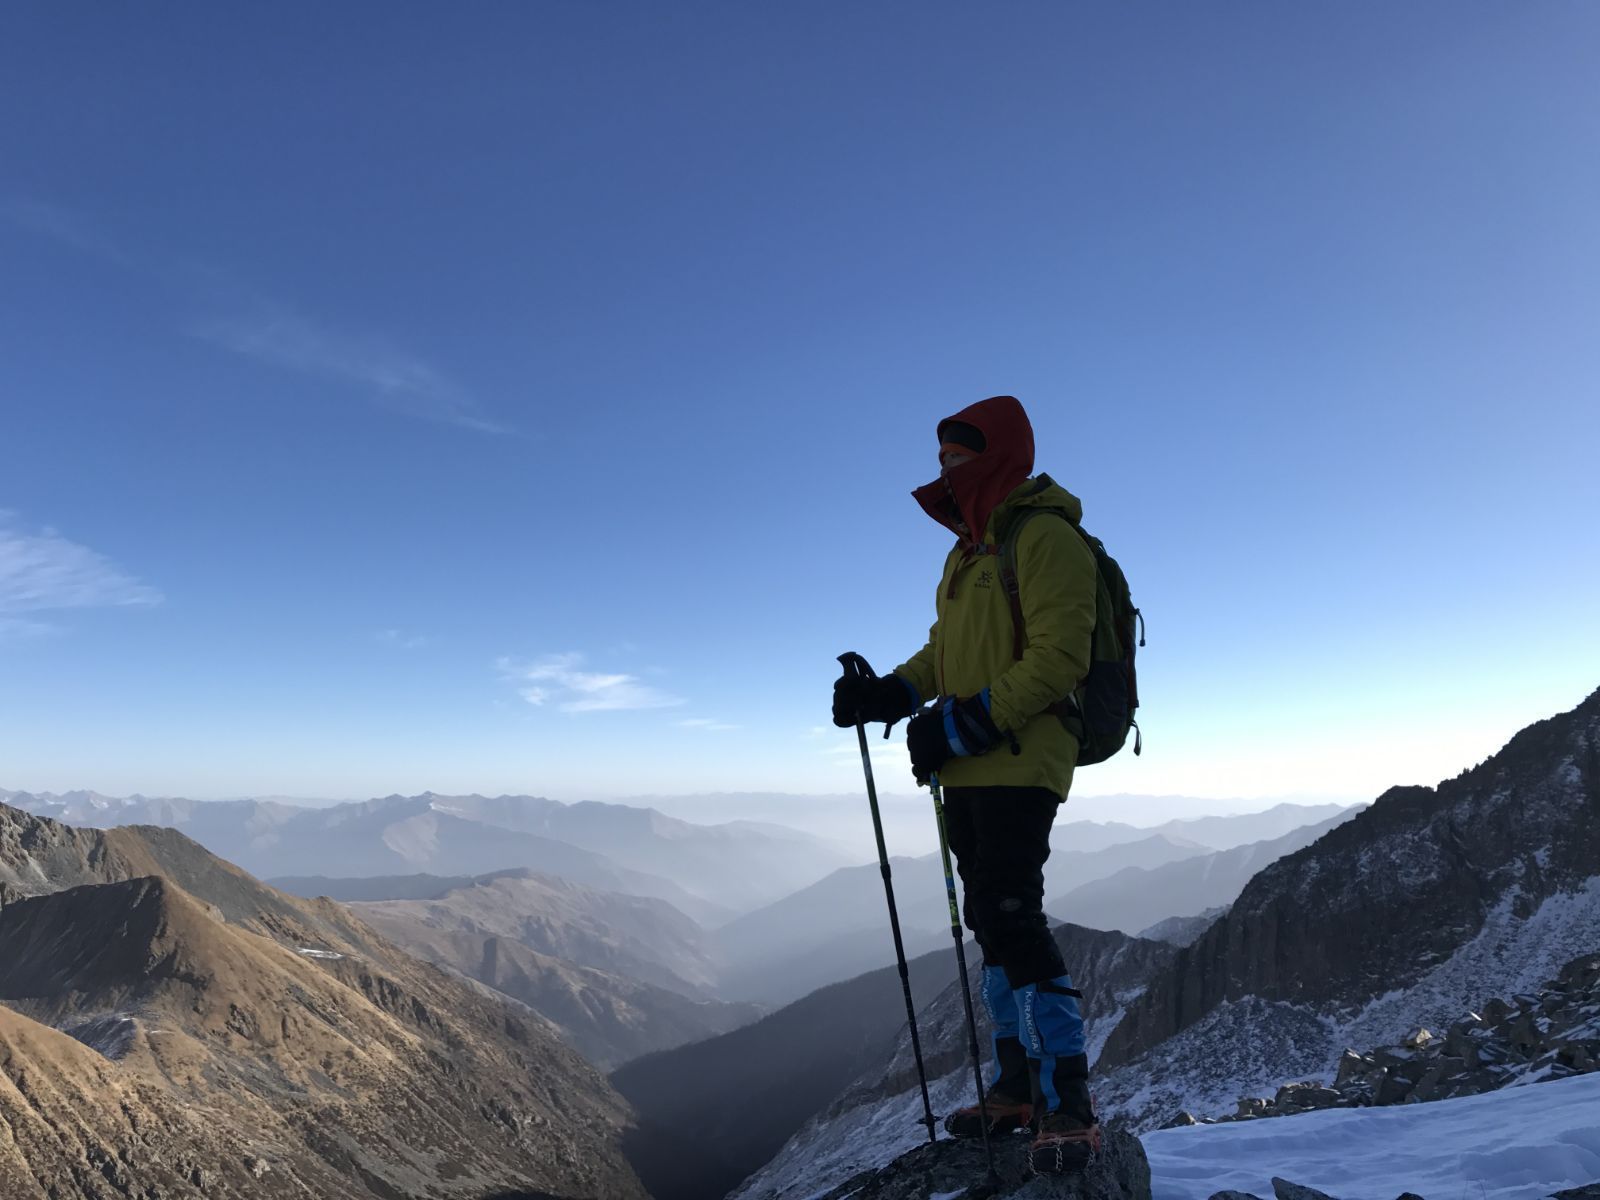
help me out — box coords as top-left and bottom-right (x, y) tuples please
(735, 1068), (974, 1200)
(1333, 875), (1600, 1048)
(296, 947), (345, 960)
(59, 1013), (139, 1060)
(1097, 997), (1336, 1129)
(1144, 1070), (1600, 1200)
(1084, 1005), (1127, 1067)
(1095, 875), (1600, 1129)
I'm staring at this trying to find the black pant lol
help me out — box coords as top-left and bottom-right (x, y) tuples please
(942, 785), (1066, 989)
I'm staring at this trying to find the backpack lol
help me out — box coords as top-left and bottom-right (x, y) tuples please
(992, 475), (1143, 765)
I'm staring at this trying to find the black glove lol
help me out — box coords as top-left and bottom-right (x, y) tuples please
(832, 663), (918, 728)
(905, 691), (1004, 785)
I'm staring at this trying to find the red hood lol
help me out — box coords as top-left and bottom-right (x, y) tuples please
(912, 395), (1035, 544)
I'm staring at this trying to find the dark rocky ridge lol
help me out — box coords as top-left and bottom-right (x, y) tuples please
(1102, 688), (1600, 1067)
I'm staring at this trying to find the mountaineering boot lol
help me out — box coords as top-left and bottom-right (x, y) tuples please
(1016, 976), (1101, 1174)
(944, 1035), (1033, 1137)
(944, 965), (1033, 1138)
(1028, 1062), (1100, 1175)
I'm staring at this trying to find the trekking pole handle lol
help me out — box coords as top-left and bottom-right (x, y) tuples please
(837, 651), (876, 682)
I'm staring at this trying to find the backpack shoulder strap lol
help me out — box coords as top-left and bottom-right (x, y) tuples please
(995, 505), (1074, 660)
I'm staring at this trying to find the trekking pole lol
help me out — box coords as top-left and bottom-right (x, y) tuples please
(930, 770), (1001, 1190)
(837, 652), (938, 1144)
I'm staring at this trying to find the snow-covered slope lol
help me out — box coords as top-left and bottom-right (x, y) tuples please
(1086, 690), (1600, 1129)
(1145, 1070), (1600, 1200)
(1094, 875), (1600, 1128)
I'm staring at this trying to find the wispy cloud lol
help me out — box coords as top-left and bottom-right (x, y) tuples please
(0, 617), (53, 641)
(813, 722), (913, 768)
(677, 717), (740, 732)
(375, 628), (429, 649)
(4, 196), (507, 436)
(497, 652), (686, 713)
(0, 513), (161, 638)
(0, 198), (131, 265)
(193, 308), (509, 435)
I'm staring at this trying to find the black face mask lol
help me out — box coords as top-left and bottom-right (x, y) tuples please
(936, 420), (986, 454)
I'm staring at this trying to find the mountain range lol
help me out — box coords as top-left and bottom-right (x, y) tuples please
(0, 789), (860, 922)
(715, 805), (1355, 1006)
(0, 801), (649, 1199)
(1045, 809), (1359, 936)
(343, 868), (763, 1067)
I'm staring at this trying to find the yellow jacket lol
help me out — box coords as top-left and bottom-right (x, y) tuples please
(894, 476), (1098, 797)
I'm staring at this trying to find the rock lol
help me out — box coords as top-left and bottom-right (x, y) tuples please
(1272, 1180), (1339, 1200)
(1557, 1043), (1595, 1071)
(1394, 1193), (1427, 1200)
(1375, 1067), (1414, 1106)
(1273, 1083), (1342, 1111)
(1401, 1027), (1435, 1049)
(1209, 1193), (1266, 1200)
(1407, 1056), (1468, 1102)
(1443, 1015), (1485, 1058)
(1549, 1185), (1600, 1199)
(1236, 1097), (1271, 1119)
(1373, 1046), (1418, 1070)
(1162, 1111), (1203, 1128)
(810, 1126), (1153, 1198)
(1334, 1049), (1377, 1087)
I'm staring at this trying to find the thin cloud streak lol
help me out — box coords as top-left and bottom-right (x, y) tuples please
(677, 717), (740, 732)
(4, 197), (507, 436)
(194, 309), (510, 435)
(498, 652), (686, 713)
(0, 198), (132, 265)
(0, 617), (54, 641)
(0, 514), (162, 631)
(375, 628), (429, 649)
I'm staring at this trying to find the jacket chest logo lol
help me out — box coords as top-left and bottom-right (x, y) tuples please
(974, 568), (994, 589)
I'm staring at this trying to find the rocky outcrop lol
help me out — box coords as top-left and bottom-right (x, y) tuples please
(1139, 906), (1229, 947)
(1103, 688), (1600, 1068)
(810, 1129), (1151, 1200)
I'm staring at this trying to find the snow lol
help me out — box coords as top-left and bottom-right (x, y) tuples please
(739, 1068), (975, 1200)
(1331, 876), (1600, 1049)
(296, 946), (345, 960)
(1092, 875), (1600, 1129)
(61, 1013), (139, 1059)
(1144, 1070), (1600, 1200)
(1084, 1005), (1127, 1066)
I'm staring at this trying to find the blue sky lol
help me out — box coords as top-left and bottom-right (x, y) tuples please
(3, 1), (1597, 816)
